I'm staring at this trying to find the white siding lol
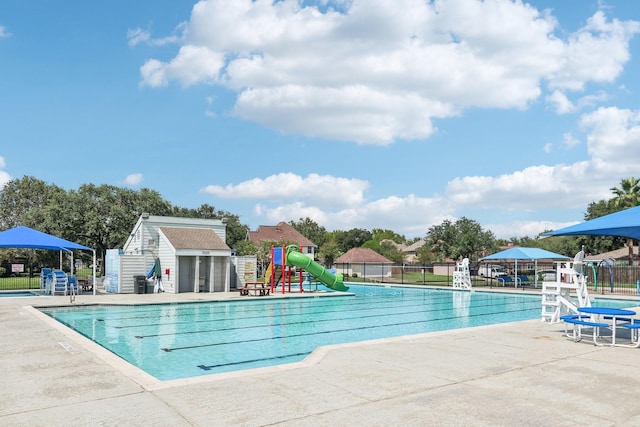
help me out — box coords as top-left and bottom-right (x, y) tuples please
(158, 236), (176, 293)
(105, 252), (149, 294)
(122, 215), (227, 256)
(231, 255), (258, 289)
(120, 214), (231, 293)
(120, 255), (148, 293)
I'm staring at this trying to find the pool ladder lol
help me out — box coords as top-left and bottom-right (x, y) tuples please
(67, 282), (76, 304)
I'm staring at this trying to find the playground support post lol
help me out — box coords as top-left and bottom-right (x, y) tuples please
(299, 245), (303, 293)
(282, 245), (286, 294)
(270, 245), (275, 294)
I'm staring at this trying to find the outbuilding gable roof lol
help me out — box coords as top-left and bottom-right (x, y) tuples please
(403, 239), (425, 253)
(335, 247), (393, 263)
(159, 227), (230, 250)
(247, 222), (315, 247)
(380, 239), (407, 251)
(584, 246), (638, 261)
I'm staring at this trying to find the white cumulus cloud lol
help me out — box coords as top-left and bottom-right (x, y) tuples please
(140, 0), (639, 145)
(0, 25), (11, 38)
(202, 172), (368, 209)
(0, 155), (10, 189)
(445, 106), (640, 216)
(199, 105), (640, 238)
(124, 173), (143, 186)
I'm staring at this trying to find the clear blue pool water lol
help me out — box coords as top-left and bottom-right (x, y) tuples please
(0, 291), (39, 297)
(39, 285), (638, 381)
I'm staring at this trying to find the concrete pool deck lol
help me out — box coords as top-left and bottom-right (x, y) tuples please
(2, 290), (640, 426)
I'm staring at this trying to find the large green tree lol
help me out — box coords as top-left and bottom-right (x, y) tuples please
(0, 177), (76, 269)
(371, 228), (406, 244)
(332, 228), (372, 253)
(0, 176), (66, 231)
(68, 184), (173, 273)
(172, 203), (247, 249)
(318, 240), (342, 267)
(289, 217), (327, 248)
(379, 240), (403, 263)
(425, 217), (496, 262)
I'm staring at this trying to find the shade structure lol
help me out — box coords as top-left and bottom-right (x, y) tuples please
(481, 247), (570, 286)
(0, 226), (96, 295)
(542, 205), (640, 240)
(0, 226), (91, 251)
(481, 247), (570, 262)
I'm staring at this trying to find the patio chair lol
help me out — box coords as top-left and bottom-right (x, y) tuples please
(516, 275), (530, 287)
(67, 275), (79, 295)
(40, 268), (52, 292)
(496, 275), (515, 286)
(621, 322), (640, 348)
(49, 270), (68, 296)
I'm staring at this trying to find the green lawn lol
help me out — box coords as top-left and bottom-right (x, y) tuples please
(0, 268), (94, 291)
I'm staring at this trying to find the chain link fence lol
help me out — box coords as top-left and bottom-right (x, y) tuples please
(336, 262), (640, 297)
(2, 261), (639, 297)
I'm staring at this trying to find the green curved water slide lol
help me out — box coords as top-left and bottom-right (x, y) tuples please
(285, 245), (349, 291)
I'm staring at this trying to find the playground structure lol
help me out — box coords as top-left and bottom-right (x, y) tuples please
(541, 251), (591, 323)
(591, 257), (616, 292)
(452, 258), (472, 289)
(265, 245), (349, 293)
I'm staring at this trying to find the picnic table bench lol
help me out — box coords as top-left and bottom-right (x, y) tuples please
(78, 278), (93, 293)
(239, 282), (270, 296)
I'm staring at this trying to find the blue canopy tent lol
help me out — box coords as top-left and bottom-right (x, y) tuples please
(542, 205), (640, 240)
(0, 226), (96, 294)
(481, 247), (569, 286)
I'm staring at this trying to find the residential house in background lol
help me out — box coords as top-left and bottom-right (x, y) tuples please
(334, 247), (393, 279)
(380, 239), (407, 251)
(585, 246), (639, 266)
(247, 222), (317, 258)
(402, 239), (425, 264)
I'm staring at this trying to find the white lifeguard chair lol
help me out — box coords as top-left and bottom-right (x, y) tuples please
(453, 258), (472, 289)
(541, 250), (591, 323)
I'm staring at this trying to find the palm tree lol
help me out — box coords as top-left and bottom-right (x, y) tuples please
(610, 177), (640, 265)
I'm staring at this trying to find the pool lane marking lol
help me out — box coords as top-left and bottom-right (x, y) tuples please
(44, 289), (511, 321)
(94, 293), (540, 329)
(91, 294), (474, 325)
(197, 352), (310, 371)
(135, 299), (541, 340)
(159, 304), (540, 352)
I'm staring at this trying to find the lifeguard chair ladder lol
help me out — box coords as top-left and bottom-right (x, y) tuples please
(452, 258), (472, 289)
(541, 253), (591, 323)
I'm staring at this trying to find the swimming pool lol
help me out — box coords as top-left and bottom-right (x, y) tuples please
(0, 291), (39, 297)
(38, 285), (636, 381)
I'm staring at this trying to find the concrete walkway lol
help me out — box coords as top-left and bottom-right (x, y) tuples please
(2, 291), (640, 426)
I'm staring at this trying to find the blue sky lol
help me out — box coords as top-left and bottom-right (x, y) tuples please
(1, 0), (640, 239)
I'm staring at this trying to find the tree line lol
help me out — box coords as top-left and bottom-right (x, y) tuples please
(1, 175), (638, 274)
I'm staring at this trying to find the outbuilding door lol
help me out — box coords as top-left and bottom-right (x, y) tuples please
(199, 257), (211, 292)
(178, 255), (215, 293)
(178, 256), (195, 293)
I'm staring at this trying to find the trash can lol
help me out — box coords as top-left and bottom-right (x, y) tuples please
(134, 275), (146, 294)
